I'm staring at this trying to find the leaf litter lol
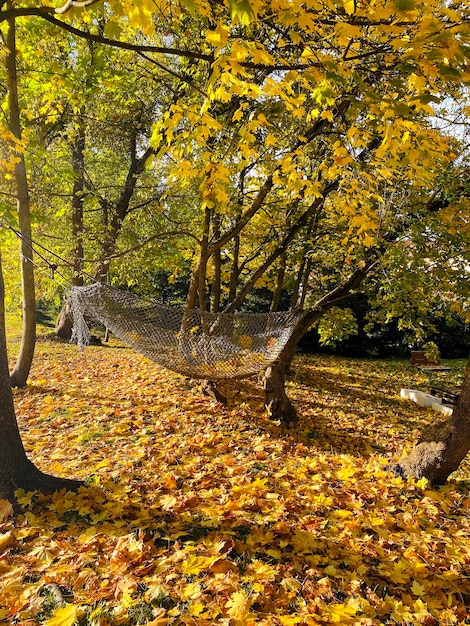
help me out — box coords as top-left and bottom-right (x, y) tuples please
(1, 332), (469, 625)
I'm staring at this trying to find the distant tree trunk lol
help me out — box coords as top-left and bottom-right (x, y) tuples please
(6, 11), (36, 388)
(228, 233), (240, 303)
(58, 131), (155, 339)
(270, 251), (286, 312)
(290, 225), (314, 310)
(187, 207), (211, 311)
(55, 118), (86, 339)
(390, 356), (470, 484)
(211, 214), (222, 313)
(0, 253), (82, 507)
(290, 256), (306, 310)
(298, 257), (313, 309)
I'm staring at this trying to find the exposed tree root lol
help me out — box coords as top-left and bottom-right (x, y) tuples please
(202, 379), (228, 405)
(264, 365), (299, 428)
(0, 462), (83, 514)
(388, 419), (467, 485)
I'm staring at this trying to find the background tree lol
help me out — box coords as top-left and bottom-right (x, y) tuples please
(4, 8), (36, 388)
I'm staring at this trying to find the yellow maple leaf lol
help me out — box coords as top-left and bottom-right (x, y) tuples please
(246, 559), (277, 580)
(182, 581), (202, 600)
(265, 133), (278, 147)
(277, 616), (303, 625)
(411, 579), (426, 596)
(324, 599), (360, 623)
(189, 602), (205, 616)
(145, 618), (172, 626)
(226, 589), (252, 620)
(181, 555), (216, 575)
(232, 109), (244, 122)
(44, 604), (78, 626)
(159, 494), (178, 510)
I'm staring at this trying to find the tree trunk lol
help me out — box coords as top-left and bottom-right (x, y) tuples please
(57, 132), (154, 339)
(55, 118), (86, 339)
(390, 356), (470, 484)
(197, 207), (211, 312)
(55, 299), (75, 339)
(298, 257), (313, 309)
(290, 256), (306, 310)
(263, 312), (316, 426)
(0, 254), (82, 508)
(95, 143), (155, 283)
(270, 251), (286, 312)
(6, 10), (36, 388)
(228, 232), (240, 303)
(211, 213), (222, 313)
(264, 358), (299, 427)
(264, 258), (377, 425)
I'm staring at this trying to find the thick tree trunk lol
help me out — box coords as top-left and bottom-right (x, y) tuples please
(264, 358), (298, 427)
(0, 254), (82, 507)
(263, 311), (316, 426)
(6, 11), (36, 388)
(264, 258), (377, 425)
(390, 356), (470, 484)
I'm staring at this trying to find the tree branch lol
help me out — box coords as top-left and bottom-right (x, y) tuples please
(55, 0), (101, 14)
(0, 9), (213, 62)
(208, 98), (351, 259)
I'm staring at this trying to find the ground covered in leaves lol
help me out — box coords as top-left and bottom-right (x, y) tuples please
(1, 323), (469, 625)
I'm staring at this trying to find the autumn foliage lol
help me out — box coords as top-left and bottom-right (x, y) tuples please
(1, 324), (469, 625)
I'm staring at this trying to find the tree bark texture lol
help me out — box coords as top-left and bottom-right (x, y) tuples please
(6, 11), (36, 388)
(391, 356), (470, 484)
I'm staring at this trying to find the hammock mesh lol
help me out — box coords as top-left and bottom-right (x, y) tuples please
(70, 283), (304, 380)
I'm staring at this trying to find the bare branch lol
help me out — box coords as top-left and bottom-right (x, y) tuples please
(102, 230), (201, 261)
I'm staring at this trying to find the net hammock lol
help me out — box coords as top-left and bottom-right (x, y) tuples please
(70, 283), (304, 380)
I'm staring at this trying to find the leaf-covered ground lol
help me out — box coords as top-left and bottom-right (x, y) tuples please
(1, 323), (470, 625)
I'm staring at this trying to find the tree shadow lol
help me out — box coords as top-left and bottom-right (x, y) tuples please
(219, 356), (437, 458)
